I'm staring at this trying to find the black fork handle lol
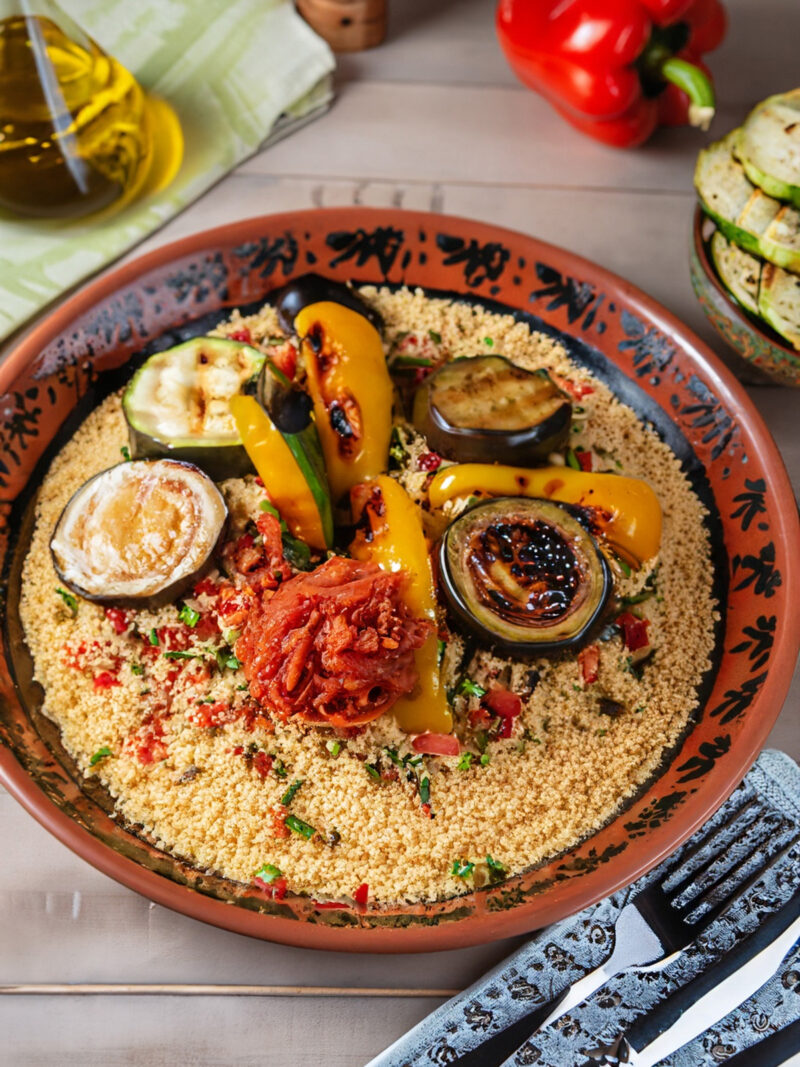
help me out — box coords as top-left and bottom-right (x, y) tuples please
(448, 987), (570, 1067)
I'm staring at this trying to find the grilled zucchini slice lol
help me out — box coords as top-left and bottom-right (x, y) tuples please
(758, 263), (800, 350)
(735, 90), (800, 208)
(710, 230), (762, 315)
(696, 134), (800, 272)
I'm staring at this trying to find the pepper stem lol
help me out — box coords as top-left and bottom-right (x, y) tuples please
(660, 57), (715, 130)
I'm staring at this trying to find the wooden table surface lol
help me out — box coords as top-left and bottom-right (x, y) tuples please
(2, 1), (798, 1063)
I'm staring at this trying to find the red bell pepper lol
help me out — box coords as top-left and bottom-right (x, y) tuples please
(496, 0), (726, 147)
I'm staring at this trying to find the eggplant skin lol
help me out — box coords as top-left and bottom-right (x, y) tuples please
(126, 428), (253, 483)
(50, 460), (228, 611)
(272, 273), (383, 334)
(413, 356), (572, 466)
(438, 497), (611, 657)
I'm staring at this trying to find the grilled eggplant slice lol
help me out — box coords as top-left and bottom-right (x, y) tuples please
(735, 90), (800, 208)
(272, 272), (382, 334)
(696, 134), (800, 272)
(439, 497), (611, 656)
(51, 460), (227, 608)
(413, 356), (571, 465)
(123, 338), (266, 480)
(710, 230), (762, 315)
(758, 263), (800, 350)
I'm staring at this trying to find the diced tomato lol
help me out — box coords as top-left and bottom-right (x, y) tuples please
(313, 899), (349, 910)
(230, 328), (252, 343)
(353, 882), (369, 908)
(61, 641), (88, 670)
(125, 717), (167, 765)
(254, 476), (264, 487)
(417, 451), (443, 472)
(188, 700), (234, 728)
(576, 450), (593, 472)
(412, 732), (460, 757)
(420, 803), (433, 819)
(553, 373), (595, 400)
(104, 607), (129, 634)
(252, 751), (274, 779)
(93, 671), (121, 690)
(232, 745), (244, 756)
(617, 612), (651, 652)
(254, 874), (287, 900)
(194, 615), (220, 641)
(579, 644), (600, 685)
(271, 341), (297, 381)
(484, 686), (522, 720)
(270, 805), (290, 839)
(193, 577), (219, 600)
(469, 705), (493, 730)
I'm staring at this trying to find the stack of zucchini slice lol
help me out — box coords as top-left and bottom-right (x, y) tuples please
(695, 90), (800, 350)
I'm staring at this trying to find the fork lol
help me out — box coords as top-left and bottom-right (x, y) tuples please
(450, 797), (792, 1067)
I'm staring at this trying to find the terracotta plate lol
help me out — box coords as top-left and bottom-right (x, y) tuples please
(1, 208), (798, 953)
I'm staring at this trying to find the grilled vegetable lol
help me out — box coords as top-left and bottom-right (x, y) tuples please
(735, 90), (800, 208)
(412, 356), (571, 465)
(295, 302), (393, 503)
(710, 230), (761, 315)
(439, 497), (611, 656)
(229, 393), (332, 550)
(50, 460), (227, 608)
(429, 463), (662, 568)
(350, 476), (452, 735)
(273, 272), (382, 334)
(758, 263), (800, 350)
(695, 134), (800, 272)
(123, 338), (266, 480)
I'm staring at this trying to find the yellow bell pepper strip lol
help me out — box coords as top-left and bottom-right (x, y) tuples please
(295, 301), (393, 504)
(229, 394), (331, 550)
(429, 463), (662, 568)
(350, 475), (452, 734)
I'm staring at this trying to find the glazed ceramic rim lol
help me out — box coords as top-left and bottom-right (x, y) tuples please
(1, 207), (798, 952)
(691, 205), (799, 358)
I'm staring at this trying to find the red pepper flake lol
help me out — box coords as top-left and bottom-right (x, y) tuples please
(579, 644), (600, 685)
(93, 670), (121, 690)
(104, 607), (129, 634)
(230, 328), (252, 343)
(353, 882), (369, 909)
(252, 751), (274, 779)
(617, 612), (651, 652)
(575, 450), (593, 472)
(417, 451), (443, 472)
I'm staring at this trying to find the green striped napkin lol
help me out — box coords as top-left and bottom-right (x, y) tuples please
(0, 0), (335, 342)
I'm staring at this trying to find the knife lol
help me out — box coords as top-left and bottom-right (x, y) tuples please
(580, 889), (800, 1067)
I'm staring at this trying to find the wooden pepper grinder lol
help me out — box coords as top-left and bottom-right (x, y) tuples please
(297, 0), (386, 52)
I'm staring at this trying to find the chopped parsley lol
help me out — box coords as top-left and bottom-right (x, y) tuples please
(451, 859), (475, 879)
(149, 628), (159, 646)
(178, 604), (201, 628)
(163, 650), (202, 660)
(616, 557), (633, 578)
(120, 445), (131, 461)
(436, 638), (446, 667)
(480, 752), (491, 767)
(457, 752), (474, 771)
(281, 779), (303, 806)
(486, 855), (508, 883)
(457, 677), (487, 699)
(254, 863), (282, 884)
(89, 746), (112, 766)
(282, 533), (312, 571)
(483, 336), (494, 347)
(285, 814), (316, 840)
(326, 739), (342, 758)
(272, 757), (288, 779)
(428, 329), (442, 344)
(365, 763), (381, 781)
(389, 427), (408, 466)
(130, 662), (144, 676)
(419, 775), (431, 805)
(55, 587), (78, 616)
(236, 683), (249, 691)
(259, 499), (280, 517)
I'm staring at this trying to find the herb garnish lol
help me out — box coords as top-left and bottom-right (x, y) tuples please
(130, 662), (144, 676)
(282, 534), (312, 571)
(419, 775), (431, 805)
(149, 628), (159, 646)
(365, 763), (381, 781)
(428, 329), (442, 344)
(163, 650), (202, 660)
(457, 677), (487, 699)
(120, 445), (131, 461)
(90, 746), (112, 766)
(285, 814), (316, 840)
(326, 739), (342, 758)
(436, 638), (446, 666)
(486, 855), (508, 883)
(565, 447), (581, 471)
(616, 557), (633, 578)
(457, 752), (474, 771)
(55, 587), (78, 616)
(281, 780), (304, 806)
(451, 859), (475, 879)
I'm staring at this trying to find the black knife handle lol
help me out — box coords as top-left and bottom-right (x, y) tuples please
(448, 987), (569, 1067)
(626, 889), (800, 1052)
(721, 1018), (800, 1066)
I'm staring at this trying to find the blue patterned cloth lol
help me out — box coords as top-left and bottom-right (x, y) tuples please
(368, 750), (800, 1067)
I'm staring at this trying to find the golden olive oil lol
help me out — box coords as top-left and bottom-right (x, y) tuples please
(0, 14), (180, 218)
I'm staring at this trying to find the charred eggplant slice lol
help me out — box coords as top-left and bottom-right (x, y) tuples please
(413, 356), (571, 465)
(51, 459), (227, 609)
(439, 497), (610, 656)
(123, 338), (266, 481)
(272, 272), (383, 334)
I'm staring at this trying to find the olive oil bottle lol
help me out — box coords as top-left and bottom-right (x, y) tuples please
(0, 0), (182, 218)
